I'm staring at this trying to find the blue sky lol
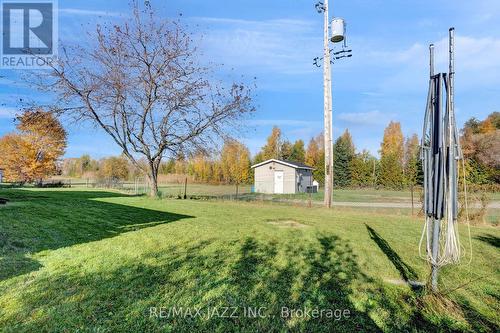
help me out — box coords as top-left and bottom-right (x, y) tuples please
(1, 0), (499, 158)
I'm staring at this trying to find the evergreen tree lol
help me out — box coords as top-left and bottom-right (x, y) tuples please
(415, 158), (424, 186)
(378, 154), (404, 188)
(290, 140), (306, 162)
(350, 150), (377, 187)
(281, 140), (293, 160)
(333, 129), (355, 187)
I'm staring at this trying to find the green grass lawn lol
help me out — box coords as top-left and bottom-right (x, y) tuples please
(153, 185), (416, 203)
(0, 188), (498, 332)
(155, 185), (417, 203)
(252, 188), (416, 203)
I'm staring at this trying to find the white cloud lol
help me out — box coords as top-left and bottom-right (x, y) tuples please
(462, 0), (500, 24)
(358, 34), (500, 95)
(194, 17), (314, 29)
(361, 92), (383, 97)
(59, 8), (123, 17)
(337, 110), (392, 126)
(194, 16), (321, 76)
(434, 35), (500, 72)
(364, 34), (500, 70)
(247, 119), (321, 127)
(362, 42), (425, 67)
(0, 107), (17, 118)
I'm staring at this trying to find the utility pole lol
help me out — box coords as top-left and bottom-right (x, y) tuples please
(322, 0), (334, 208)
(314, 1), (350, 208)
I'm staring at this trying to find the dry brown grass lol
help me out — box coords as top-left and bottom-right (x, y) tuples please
(266, 219), (308, 228)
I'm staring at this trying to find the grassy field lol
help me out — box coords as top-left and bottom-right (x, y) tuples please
(246, 188), (417, 203)
(0, 188), (498, 332)
(52, 178), (500, 203)
(153, 185), (418, 203)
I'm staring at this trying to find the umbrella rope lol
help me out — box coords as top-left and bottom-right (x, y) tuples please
(418, 103), (473, 268)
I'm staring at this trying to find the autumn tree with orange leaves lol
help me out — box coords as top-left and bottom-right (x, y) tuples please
(378, 121), (405, 188)
(461, 112), (500, 184)
(0, 110), (67, 183)
(305, 134), (325, 185)
(221, 140), (251, 194)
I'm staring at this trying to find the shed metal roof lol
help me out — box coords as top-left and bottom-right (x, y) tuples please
(251, 159), (314, 170)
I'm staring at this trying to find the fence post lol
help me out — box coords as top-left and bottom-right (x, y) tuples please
(183, 177), (187, 199)
(411, 184), (414, 216)
(309, 176), (312, 208)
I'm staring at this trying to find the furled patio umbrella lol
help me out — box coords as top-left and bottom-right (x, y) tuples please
(419, 28), (467, 292)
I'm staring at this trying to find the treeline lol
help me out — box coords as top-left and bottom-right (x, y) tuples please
(62, 155), (138, 182)
(250, 123), (421, 190)
(60, 112), (499, 189)
(61, 140), (252, 185)
(250, 112), (498, 189)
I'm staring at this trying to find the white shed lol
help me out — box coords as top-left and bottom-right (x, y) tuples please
(251, 159), (314, 194)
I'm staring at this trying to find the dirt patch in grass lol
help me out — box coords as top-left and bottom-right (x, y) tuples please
(385, 278), (426, 288)
(266, 219), (308, 228)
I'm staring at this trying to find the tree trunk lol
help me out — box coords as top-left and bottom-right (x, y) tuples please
(148, 163), (160, 197)
(150, 178), (159, 197)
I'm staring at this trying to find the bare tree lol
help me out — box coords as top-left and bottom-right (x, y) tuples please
(32, 2), (254, 196)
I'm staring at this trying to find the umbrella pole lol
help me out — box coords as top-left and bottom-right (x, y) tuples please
(431, 218), (440, 291)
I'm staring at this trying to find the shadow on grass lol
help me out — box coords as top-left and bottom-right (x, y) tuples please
(1, 235), (384, 332)
(364, 225), (498, 332)
(365, 224), (418, 282)
(0, 189), (193, 281)
(475, 234), (500, 248)
(1, 190), (496, 332)
(1, 231), (496, 332)
(454, 295), (499, 333)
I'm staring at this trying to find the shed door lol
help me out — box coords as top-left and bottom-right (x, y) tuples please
(274, 171), (284, 194)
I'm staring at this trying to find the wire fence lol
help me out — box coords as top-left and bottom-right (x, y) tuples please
(35, 178), (254, 199)
(1, 179), (497, 223)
